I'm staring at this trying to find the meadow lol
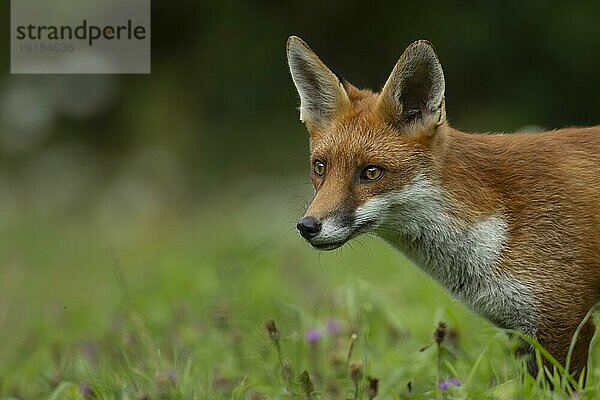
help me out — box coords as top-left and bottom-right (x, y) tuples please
(2, 0), (600, 398)
(1, 181), (599, 400)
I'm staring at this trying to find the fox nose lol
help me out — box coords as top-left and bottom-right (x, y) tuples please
(297, 216), (322, 239)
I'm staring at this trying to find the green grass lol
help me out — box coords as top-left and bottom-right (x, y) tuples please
(1, 186), (600, 399)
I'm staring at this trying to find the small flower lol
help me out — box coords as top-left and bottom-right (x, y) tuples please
(367, 376), (379, 399)
(166, 369), (177, 384)
(282, 359), (294, 382)
(349, 360), (363, 383)
(438, 377), (461, 390)
(79, 382), (94, 399)
(327, 319), (343, 336)
(265, 320), (280, 343)
(305, 328), (322, 343)
(434, 321), (447, 345)
(298, 370), (315, 397)
(155, 370), (176, 391)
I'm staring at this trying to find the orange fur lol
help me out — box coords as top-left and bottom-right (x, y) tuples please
(287, 36), (600, 376)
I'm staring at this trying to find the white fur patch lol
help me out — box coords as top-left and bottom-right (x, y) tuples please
(310, 217), (351, 247)
(356, 174), (538, 335)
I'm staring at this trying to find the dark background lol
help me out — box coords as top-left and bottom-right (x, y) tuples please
(1, 1), (599, 207)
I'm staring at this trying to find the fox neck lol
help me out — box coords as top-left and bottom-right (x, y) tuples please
(364, 173), (538, 335)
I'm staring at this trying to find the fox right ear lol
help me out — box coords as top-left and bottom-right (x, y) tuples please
(287, 36), (349, 128)
(378, 40), (446, 133)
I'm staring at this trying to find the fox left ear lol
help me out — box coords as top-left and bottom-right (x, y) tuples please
(378, 40), (446, 133)
(287, 36), (350, 129)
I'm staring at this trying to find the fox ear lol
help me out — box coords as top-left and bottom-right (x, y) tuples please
(287, 36), (350, 128)
(378, 40), (446, 132)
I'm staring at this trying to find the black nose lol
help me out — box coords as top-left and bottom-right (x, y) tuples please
(297, 216), (322, 239)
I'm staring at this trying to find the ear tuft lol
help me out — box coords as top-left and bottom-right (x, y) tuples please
(287, 36), (349, 127)
(378, 40), (446, 132)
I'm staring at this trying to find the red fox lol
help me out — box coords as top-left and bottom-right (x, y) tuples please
(286, 36), (600, 376)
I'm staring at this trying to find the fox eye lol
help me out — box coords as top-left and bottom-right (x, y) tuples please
(313, 160), (326, 176)
(361, 166), (384, 181)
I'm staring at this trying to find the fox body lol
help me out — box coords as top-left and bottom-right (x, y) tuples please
(287, 36), (600, 375)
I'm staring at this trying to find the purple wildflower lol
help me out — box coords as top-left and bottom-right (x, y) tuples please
(79, 382), (94, 398)
(305, 328), (322, 343)
(438, 377), (461, 390)
(166, 369), (177, 384)
(327, 319), (343, 336)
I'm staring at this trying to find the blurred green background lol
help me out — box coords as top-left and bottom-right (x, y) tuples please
(1, 1), (600, 398)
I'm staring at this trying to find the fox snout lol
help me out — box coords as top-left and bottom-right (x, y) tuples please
(296, 216), (322, 239)
(296, 200), (381, 250)
(296, 207), (354, 250)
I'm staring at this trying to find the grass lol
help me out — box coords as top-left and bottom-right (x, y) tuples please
(1, 183), (600, 399)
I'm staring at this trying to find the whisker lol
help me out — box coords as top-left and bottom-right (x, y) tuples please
(353, 237), (369, 256)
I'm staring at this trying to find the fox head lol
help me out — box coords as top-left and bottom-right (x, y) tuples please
(287, 36), (447, 250)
